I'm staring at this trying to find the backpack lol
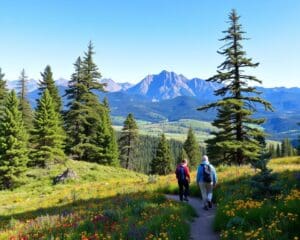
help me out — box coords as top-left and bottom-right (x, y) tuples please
(177, 165), (186, 181)
(202, 164), (212, 183)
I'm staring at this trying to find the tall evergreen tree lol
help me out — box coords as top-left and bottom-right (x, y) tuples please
(150, 134), (173, 175)
(64, 57), (85, 153)
(281, 138), (294, 157)
(177, 147), (188, 164)
(39, 65), (62, 112)
(92, 98), (119, 165)
(276, 144), (281, 158)
(206, 104), (235, 164)
(64, 42), (107, 162)
(183, 127), (201, 169)
(119, 113), (139, 169)
(198, 10), (272, 165)
(17, 69), (33, 130)
(31, 89), (65, 167)
(0, 91), (28, 189)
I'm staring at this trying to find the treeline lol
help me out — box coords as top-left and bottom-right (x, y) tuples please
(117, 113), (203, 174)
(268, 139), (298, 158)
(0, 42), (120, 189)
(0, 42), (204, 190)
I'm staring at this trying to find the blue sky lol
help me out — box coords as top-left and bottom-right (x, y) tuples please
(1, 0), (299, 87)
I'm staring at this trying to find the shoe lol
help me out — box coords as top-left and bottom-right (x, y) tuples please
(183, 197), (189, 202)
(203, 206), (209, 210)
(208, 201), (212, 208)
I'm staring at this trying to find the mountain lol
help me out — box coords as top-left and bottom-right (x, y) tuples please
(126, 70), (219, 101)
(100, 78), (133, 92)
(6, 79), (39, 92)
(9, 70), (300, 140)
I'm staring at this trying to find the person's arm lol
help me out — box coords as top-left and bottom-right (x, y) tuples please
(196, 165), (201, 183)
(211, 165), (218, 186)
(185, 167), (190, 182)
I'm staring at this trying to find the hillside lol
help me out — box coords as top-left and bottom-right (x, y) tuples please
(1, 157), (299, 239)
(0, 160), (195, 239)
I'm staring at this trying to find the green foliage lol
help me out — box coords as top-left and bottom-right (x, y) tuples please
(213, 157), (300, 239)
(39, 65), (62, 112)
(31, 89), (66, 167)
(177, 147), (188, 164)
(130, 134), (182, 174)
(250, 137), (280, 199)
(17, 69), (33, 131)
(183, 127), (201, 169)
(119, 113), (139, 169)
(91, 98), (119, 165)
(281, 138), (296, 157)
(198, 9), (272, 165)
(64, 43), (112, 164)
(150, 134), (173, 175)
(0, 90), (28, 189)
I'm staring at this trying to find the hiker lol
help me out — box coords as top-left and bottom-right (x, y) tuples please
(196, 155), (217, 210)
(175, 159), (191, 201)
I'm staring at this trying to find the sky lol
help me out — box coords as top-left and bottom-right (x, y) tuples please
(1, 0), (300, 87)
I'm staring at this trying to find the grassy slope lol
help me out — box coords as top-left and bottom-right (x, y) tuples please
(0, 160), (195, 239)
(160, 157), (300, 240)
(1, 157), (299, 239)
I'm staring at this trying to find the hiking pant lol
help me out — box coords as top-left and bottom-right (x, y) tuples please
(198, 182), (213, 207)
(178, 180), (189, 201)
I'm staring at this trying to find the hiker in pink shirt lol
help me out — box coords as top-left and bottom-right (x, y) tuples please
(175, 159), (191, 201)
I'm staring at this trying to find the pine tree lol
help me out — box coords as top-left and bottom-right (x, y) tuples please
(64, 57), (85, 153)
(0, 90), (28, 189)
(250, 136), (280, 199)
(17, 69), (33, 130)
(183, 127), (201, 169)
(92, 98), (119, 165)
(31, 89), (66, 167)
(64, 42), (107, 161)
(177, 147), (188, 164)
(276, 144), (281, 158)
(119, 113), (139, 169)
(150, 134), (173, 175)
(198, 9), (272, 165)
(39, 65), (62, 112)
(281, 138), (292, 157)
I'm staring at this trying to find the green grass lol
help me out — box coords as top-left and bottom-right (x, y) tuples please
(0, 160), (196, 239)
(212, 157), (300, 240)
(1, 156), (299, 239)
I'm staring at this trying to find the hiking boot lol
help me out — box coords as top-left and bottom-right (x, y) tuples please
(208, 201), (212, 208)
(183, 197), (189, 202)
(203, 206), (209, 211)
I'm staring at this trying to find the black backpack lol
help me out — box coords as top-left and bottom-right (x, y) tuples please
(202, 164), (212, 183)
(177, 165), (186, 181)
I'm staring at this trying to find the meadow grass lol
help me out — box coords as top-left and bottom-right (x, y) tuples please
(0, 157), (299, 239)
(212, 157), (300, 240)
(0, 160), (195, 239)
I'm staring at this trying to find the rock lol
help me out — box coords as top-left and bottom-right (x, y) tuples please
(53, 168), (78, 184)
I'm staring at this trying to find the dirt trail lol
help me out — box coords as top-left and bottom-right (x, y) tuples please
(165, 195), (219, 240)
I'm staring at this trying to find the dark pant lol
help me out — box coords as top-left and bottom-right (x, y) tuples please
(178, 180), (189, 200)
